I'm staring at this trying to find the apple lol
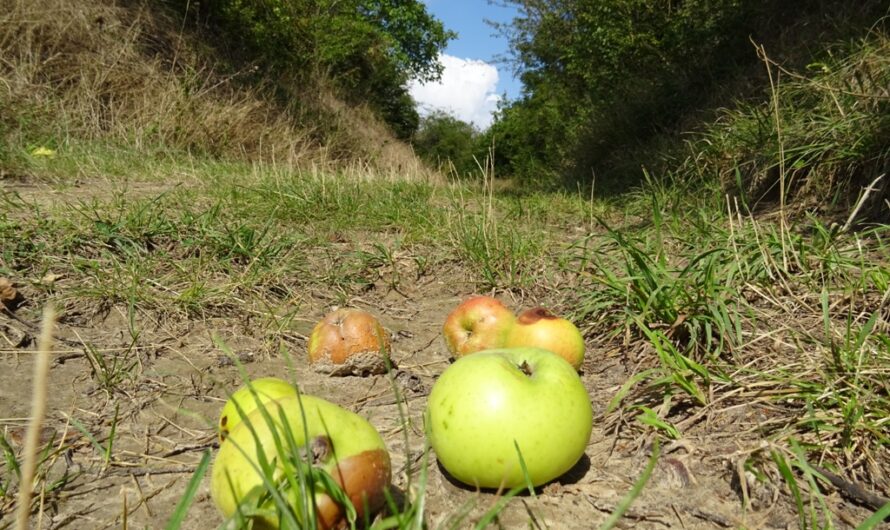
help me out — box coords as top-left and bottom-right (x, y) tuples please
(442, 295), (516, 357)
(307, 308), (392, 376)
(212, 394), (391, 529)
(426, 347), (592, 489)
(0, 277), (23, 310)
(506, 307), (586, 370)
(218, 377), (298, 443)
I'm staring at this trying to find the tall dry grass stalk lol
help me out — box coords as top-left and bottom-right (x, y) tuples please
(14, 305), (56, 530)
(0, 0), (429, 178)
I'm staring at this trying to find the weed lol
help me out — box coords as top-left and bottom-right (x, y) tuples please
(578, 215), (742, 360)
(446, 183), (543, 289)
(81, 341), (139, 393)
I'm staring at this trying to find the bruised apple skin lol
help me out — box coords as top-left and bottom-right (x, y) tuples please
(506, 307), (586, 370)
(218, 377), (298, 443)
(308, 308), (392, 376)
(211, 395), (391, 529)
(442, 295), (516, 358)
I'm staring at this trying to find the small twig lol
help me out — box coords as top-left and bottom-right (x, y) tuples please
(48, 503), (97, 530)
(97, 478), (178, 530)
(53, 352), (86, 365)
(810, 464), (890, 512)
(410, 334), (439, 356)
(15, 305), (56, 530)
(394, 450), (425, 478)
(161, 439), (217, 458)
(362, 389), (430, 409)
(1, 306), (83, 348)
(683, 506), (734, 528)
(585, 498), (671, 527)
(670, 504), (686, 529)
(130, 475), (152, 518)
(104, 465), (198, 477)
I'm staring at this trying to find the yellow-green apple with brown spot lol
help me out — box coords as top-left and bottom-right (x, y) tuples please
(211, 394), (391, 529)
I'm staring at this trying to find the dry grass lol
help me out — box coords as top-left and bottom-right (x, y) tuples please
(690, 30), (890, 219)
(0, 0), (432, 178)
(13, 306), (54, 530)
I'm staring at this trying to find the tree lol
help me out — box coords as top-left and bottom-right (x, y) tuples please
(488, 0), (882, 189)
(412, 111), (483, 177)
(173, 0), (454, 138)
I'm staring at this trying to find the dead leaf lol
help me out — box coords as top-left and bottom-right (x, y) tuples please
(5, 426), (58, 448)
(29, 146), (56, 157)
(0, 277), (21, 308)
(40, 272), (64, 286)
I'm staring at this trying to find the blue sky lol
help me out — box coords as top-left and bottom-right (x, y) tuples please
(408, 1), (522, 128)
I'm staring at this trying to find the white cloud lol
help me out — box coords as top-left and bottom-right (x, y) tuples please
(409, 54), (501, 129)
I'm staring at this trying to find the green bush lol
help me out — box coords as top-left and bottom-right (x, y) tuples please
(489, 0), (888, 191)
(412, 112), (484, 177)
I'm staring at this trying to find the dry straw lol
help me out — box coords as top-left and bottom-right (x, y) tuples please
(14, 305), (56, 530)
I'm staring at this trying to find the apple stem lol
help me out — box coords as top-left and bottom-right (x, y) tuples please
(519, 361), (533, 376)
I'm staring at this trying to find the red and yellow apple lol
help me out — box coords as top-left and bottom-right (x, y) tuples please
(218, 377), (299, 443)
(425, 347), (592, 489)
(442, 295), (516, 357)
(505, 307), (585, 370)
(211, 394), (391, 529)
(308, 308), (392, 376)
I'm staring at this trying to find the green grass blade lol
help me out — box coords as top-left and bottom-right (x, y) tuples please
(68, 417), (107, 457)
(473, 484), (526, 529)
(635, 407), (680, 439)
(855, 501), (890, 530)
(105, 403), (119, 466)
(606, 368), (659, 413)
(513, 440), (536, 498)
(0, 434), (20, 479)
(163, 450), (211, 530)
(598, 439), (660, 530)
(772, 449), (807, 530)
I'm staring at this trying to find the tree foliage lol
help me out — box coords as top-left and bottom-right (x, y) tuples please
(173, 0), (453, 138)
(412, 111), (484, 177)
(488, 0), (888, 190)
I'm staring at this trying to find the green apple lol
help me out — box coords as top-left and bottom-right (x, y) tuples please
(442, 295), (516, 357)
(506, 307), (586, 370)
(218, 377), (299, 443)
(211, 394), (391, 529)
(426, 347), (592, 489)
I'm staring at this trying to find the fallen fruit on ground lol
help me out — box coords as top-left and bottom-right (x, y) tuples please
(506, 307), (586, 370)
(217, 377), (299, 443)
(0, 277), (21, 309)
(426, 347), (592, 489)
(211, 394), (391, 529)
(308, 308), (392, 376)
(442, 295), (516, 357)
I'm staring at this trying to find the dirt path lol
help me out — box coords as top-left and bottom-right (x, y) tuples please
(0, 282), (792, 530)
